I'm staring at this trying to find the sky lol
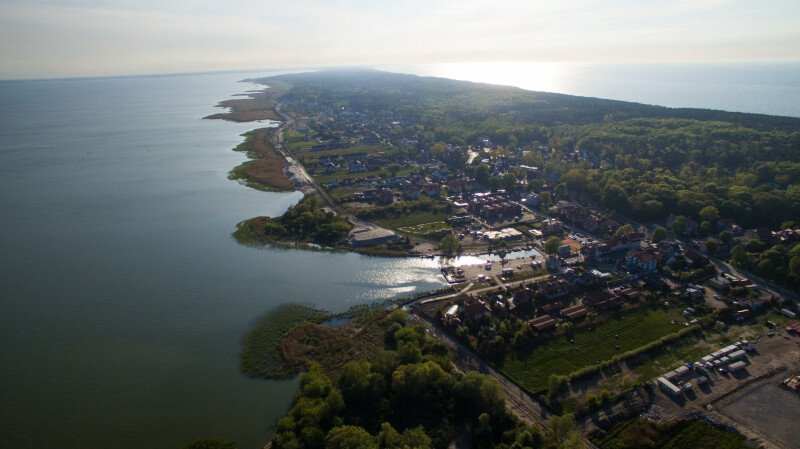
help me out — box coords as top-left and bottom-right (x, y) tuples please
(0, 0), (799, 79)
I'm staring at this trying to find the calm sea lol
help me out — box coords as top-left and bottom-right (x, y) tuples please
(0, 72), (444, 449)
(385, 61), (800, 117)
(0, 62), (798, 449)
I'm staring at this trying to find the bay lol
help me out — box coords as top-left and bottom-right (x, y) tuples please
(0, 71), (444, 449)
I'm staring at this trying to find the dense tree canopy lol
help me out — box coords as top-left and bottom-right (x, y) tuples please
(271, 310), (546, 449)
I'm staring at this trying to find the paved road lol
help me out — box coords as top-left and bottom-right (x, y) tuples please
(270, 105), (341, 213)
(705, 250), (798, 303)
(412, 274), (550, 307)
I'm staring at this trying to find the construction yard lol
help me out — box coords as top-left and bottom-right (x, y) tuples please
(645, 328), (800, 449)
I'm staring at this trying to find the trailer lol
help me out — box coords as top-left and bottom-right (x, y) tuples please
(658, 377), (683, 397)
(728, 349), (746, 361)
(728, 361), (748, 372)
(720, 344), (738, 355)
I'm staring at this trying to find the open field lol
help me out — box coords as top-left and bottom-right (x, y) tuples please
(597, 418), (751, 449)
(204, 81), (291, 122)
(398, 221), (452, 238)
(495, 305), (687, 392)
(228, 128), (296, 191)
(375, 212), (451, 230)
(296, 144), (390, 160)
(720, 383), (800, 449)
(315, 166), (414, 184)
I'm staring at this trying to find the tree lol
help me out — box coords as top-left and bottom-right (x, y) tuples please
(502, 172), (518, 191)
(474, 164), (490, 186)
(546, 413), (580, 448)
(614, 223), (634, 237)
(705, 240), (718, 254)
(387, 163), (402, 177)
(545, 374), (568, 401)
(430, 142), (446, 160)
(439, 234), (459, 256)
(602, 183), (628, 211)
(671, 215), (686, 235)
(759, 259), (776, 277)
(731, 245), (748, 267)
(789, 256), (800, 276)
(376, 422), (399, 449)
(652, 227), (667, 243)
(397, 426), (431, 449)
(474, 413), (493, 449)
(544, 236), (561, 256)
(539, 191), (553, 208)
(699, 205), (720, 223)
(325, 426), (375, 449)
(745, 239), (765, 252)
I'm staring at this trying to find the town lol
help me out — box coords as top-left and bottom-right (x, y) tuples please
(237, 71), (800, 449)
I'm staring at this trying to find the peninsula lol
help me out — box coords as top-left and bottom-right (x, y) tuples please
(204, 70), (800, 449)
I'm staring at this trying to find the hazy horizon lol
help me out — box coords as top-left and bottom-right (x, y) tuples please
(1, 0), (799, 79)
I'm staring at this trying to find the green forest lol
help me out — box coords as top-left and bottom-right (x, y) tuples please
(269, 309), (583, 449)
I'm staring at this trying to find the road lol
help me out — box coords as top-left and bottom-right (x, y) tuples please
(270, 104), (341, 213)
(410, 274), (550, 308)
(410, 312), (553, 426)
(412, 312), (601, 449)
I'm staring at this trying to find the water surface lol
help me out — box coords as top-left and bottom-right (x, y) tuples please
(0, 72), (444, 449)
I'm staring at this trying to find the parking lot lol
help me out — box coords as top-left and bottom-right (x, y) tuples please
(650, 329), (800, 414)
(719, 382), (800, 449)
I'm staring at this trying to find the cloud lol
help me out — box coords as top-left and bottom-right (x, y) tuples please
(0, 0), (798, 78)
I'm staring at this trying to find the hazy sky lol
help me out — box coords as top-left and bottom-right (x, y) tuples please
(1, 0), (799, 79)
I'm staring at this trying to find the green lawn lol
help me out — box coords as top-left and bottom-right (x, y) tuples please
(315, 166), (413, 184)
(496, 306), (686, 391)
(296, 144), (390, 160)
(598, 418), (751, 449)
(375, 212), (451, 230)
(398, 221), (452, 238)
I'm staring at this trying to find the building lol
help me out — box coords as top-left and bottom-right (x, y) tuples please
(625, 249), (657, 271)
(541, 218), (562, 235)
(560, 305), (588, 321)
(484, 228), (524, 243)
(463, 297), (491, 322)
(529, 315), (557, 332)
(348, 228), (396, 247)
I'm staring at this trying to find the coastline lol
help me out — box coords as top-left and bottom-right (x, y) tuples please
(209, 79), (427, 258)
(227, 128), (295, 192)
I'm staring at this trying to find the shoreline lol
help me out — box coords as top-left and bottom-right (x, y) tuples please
(209, 79), (428, 258)
(208, 76), (547, 260)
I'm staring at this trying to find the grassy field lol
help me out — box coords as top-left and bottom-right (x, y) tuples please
(315, 166), (413, 184)
(591, 305), (794, 390)
(240, 303), (331, 379)
(296, 144), (390, 160)
(398, 221), (452, 238)
(597, 418), (750, 449)
(495, 305), (687, 392)
(375, 212), (451, 230)
(228, 128), (296, 192)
